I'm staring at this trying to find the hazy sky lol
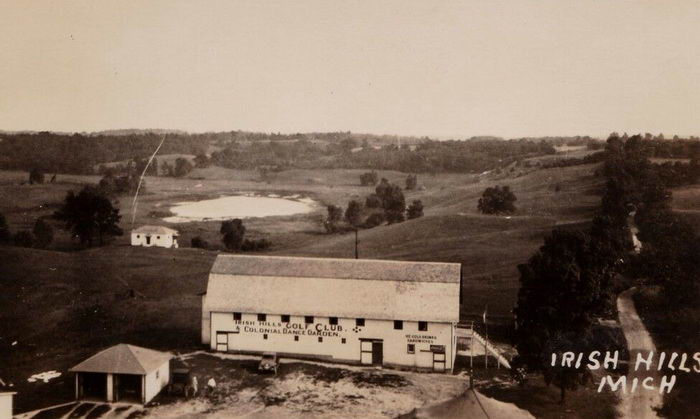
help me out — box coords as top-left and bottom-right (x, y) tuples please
(1, 1), (698, 138)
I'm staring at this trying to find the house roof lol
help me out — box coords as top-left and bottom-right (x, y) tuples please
(132, 225), (178, 235)
(69, 344), (172, 375)
(204, 255), (461, 323)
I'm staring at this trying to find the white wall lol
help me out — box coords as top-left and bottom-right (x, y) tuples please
(209, 312), (455, 371)
(131, 233), (178, 248)
(0, 393), (14, 419)
(144, 362), (170, 404)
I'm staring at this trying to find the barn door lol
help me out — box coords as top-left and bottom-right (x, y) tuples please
(360, 340), (373, 365)
(433, 351), (446, 372)
(372, 341), (383, 366)
(216, 332), (228, 352)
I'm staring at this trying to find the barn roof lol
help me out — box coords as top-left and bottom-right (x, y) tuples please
(204, 255), (461, 322)
(210, 255), (461, 283)
(132, 225), (178, 235)
(69, 344), (172, 375)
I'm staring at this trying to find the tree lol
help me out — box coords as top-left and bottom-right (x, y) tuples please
(33, 218), (53, 248)
(194, 154), (210, 168)
(220, 219), (246, 251)
(360, 171), (379, 186)
(174, 158), (194, 177)
(478, 185), (516, 214)
(407, 200), (424, 219)
(344, 200), (362, 227)
(29, 168), (45, 184)
(405, 174), (418, 190)
(14, 230), (34, 248)
(381, 184), (406, 224)
(364, 212), (385, 228)
(514, 229), (619, 402)
(324, 205), (343, 233)
(365, 194), (382, 208)
(0, 213), (10, 244)
(54, 186), (123, 246)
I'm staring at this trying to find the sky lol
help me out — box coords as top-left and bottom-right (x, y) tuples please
(0, 1), (698, 139)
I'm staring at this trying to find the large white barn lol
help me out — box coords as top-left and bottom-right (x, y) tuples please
(201, 255), (462, 372)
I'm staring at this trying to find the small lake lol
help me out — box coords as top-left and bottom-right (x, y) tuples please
(163, 194), (317, 223)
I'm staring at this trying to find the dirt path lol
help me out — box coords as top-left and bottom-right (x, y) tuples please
(616, 288), (662, 418)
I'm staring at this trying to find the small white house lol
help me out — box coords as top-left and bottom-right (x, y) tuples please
(69, 344), (172, 405)
(131, 226), (179, 249)
(201, 255), (462, 372)
(0, 391), (16, 418)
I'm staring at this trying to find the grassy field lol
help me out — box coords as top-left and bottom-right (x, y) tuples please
(0, 162), (603, 413)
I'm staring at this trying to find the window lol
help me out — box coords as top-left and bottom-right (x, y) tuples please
(305, 316), (314, 324)
(294, 336), (299, 341)
(281, 314), (290, 322)
(341, 338), (346, 344)
(318, 337), (323, 343)
(329, 317), (338, 325)
(263, 334), (268, 340)
(233, 312), (242, 321)
(418, 321), (428, 331)
(136, 235), (140, 238)
(356, 318), (365, 327)
(157, 236), (160, 239)
(394, 320), (403, 330)
(156, 370), (159, 379)
(407, 344), (415, 354)
(258, 313), (267, 322)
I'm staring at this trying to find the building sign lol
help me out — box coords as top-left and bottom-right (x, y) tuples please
(406, 334), (437, 344)
(234, 320), (344, 338)
(430, 345), (445, 353)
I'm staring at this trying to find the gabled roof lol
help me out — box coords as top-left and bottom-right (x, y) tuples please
(210, 255), (461, 283)
(205, 255), (461, 322)
(132, 225), (178, 235)
(69, 344), (172, 375)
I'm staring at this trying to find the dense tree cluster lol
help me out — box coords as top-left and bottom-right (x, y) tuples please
(405, 174), (418, 190)
(0, 132), (206, 174)
(54, 186), (123, 246)
(478, 185), (517, 214)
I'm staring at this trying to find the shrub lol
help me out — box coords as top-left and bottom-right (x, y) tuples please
(241, 238), (272, 251)
(360, 171), (378, 186)
(14, 230), (34, 247)
(33, 218), (53, 248)
(407, 200), (424, 219)
(191, 236), (209, 249)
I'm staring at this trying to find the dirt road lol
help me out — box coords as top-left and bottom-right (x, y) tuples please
(616, 288), (662, 418)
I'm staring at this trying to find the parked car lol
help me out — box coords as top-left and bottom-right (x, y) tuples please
(258, 352), (279, 374)
(168, 368), (195, 397)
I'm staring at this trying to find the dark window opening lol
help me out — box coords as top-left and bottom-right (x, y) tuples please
(418, 321), (428, 331)
(318, 337), (323, 343)
(407, 344), (415, 354)
(258, 313), (266, 322)
(305, 316), (314, 324)
(281, 314), (290, 322)
(233, 312), (242, 321)
(294, 336), (299, 341)
(356, 318), (365, 327)
(341, 338), (346, 344)
(394, 320), (403, 330)
(329, 317), (338, 325)
(263, 334), (268, 340)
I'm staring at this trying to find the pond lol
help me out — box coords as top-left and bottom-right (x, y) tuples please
(163, 194), (317, 223)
